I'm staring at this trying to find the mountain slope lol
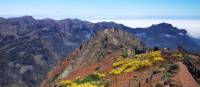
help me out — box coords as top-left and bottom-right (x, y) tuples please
(42, 28), (146, 86)
(0, 16), (95, 87)
(68, 28), (145, 68)
(194, 38), (200, 46)
(44, 29), (198, 87)
(0, 16), (199, 87)
(131, 23), (200, 51)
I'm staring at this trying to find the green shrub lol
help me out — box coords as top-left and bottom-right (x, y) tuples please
(74, 74), (101, 84)
(163, 71), (171, 80)
(121, 51), (128, 58)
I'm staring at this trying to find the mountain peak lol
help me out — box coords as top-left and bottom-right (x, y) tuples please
(150, 22), (173, 29)
(69, 28), (145, 68)
(9, 15), (35, 21)
(7, 15), (36, 24)
(41, 28), (146, 86)
(146, 22), (188, 35)
(20, 15), (34, 19)
(94, 28), (145, 49)
(157, 22), (172, 26)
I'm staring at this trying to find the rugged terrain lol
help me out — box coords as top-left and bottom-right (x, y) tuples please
(0, 16), (200, 87)
(41, 29), (145, 86)
(43, 29), (200, 87)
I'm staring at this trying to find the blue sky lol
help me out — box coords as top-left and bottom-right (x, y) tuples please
(0, 0), (200, 19)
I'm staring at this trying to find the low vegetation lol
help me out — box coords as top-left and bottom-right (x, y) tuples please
(110, 51), (164, 75)
(58, 50), (186, 87)
(59, 72), (108, 87)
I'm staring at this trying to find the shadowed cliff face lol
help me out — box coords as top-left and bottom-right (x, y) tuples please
(0, 16), (199, 87)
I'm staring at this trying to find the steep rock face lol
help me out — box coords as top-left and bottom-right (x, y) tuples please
(69, 29), (145, 69)
(0, 16), (199, 87)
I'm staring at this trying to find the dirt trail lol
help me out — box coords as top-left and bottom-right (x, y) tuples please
(177, 62), (200, 87)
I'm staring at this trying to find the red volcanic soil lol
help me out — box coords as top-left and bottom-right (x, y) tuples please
(177, 62), (199, 87)
(47, 60), (69, 80)
(107, 65), (165, 87)
(42, 51), (200, 87)
(57, 53), (169, 87)
(41, 60), (69, 87)
(60, 53), (118, 81)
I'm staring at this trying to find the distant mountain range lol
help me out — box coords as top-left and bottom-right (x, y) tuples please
(0, 16), (199, 87)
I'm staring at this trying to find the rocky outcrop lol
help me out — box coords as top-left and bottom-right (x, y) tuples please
(69, 29), (145, 68)
(41, 29), (145, 86)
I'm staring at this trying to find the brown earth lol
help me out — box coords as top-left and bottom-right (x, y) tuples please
(42, 51), (200, 87)
(177, 62), (200, 87)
